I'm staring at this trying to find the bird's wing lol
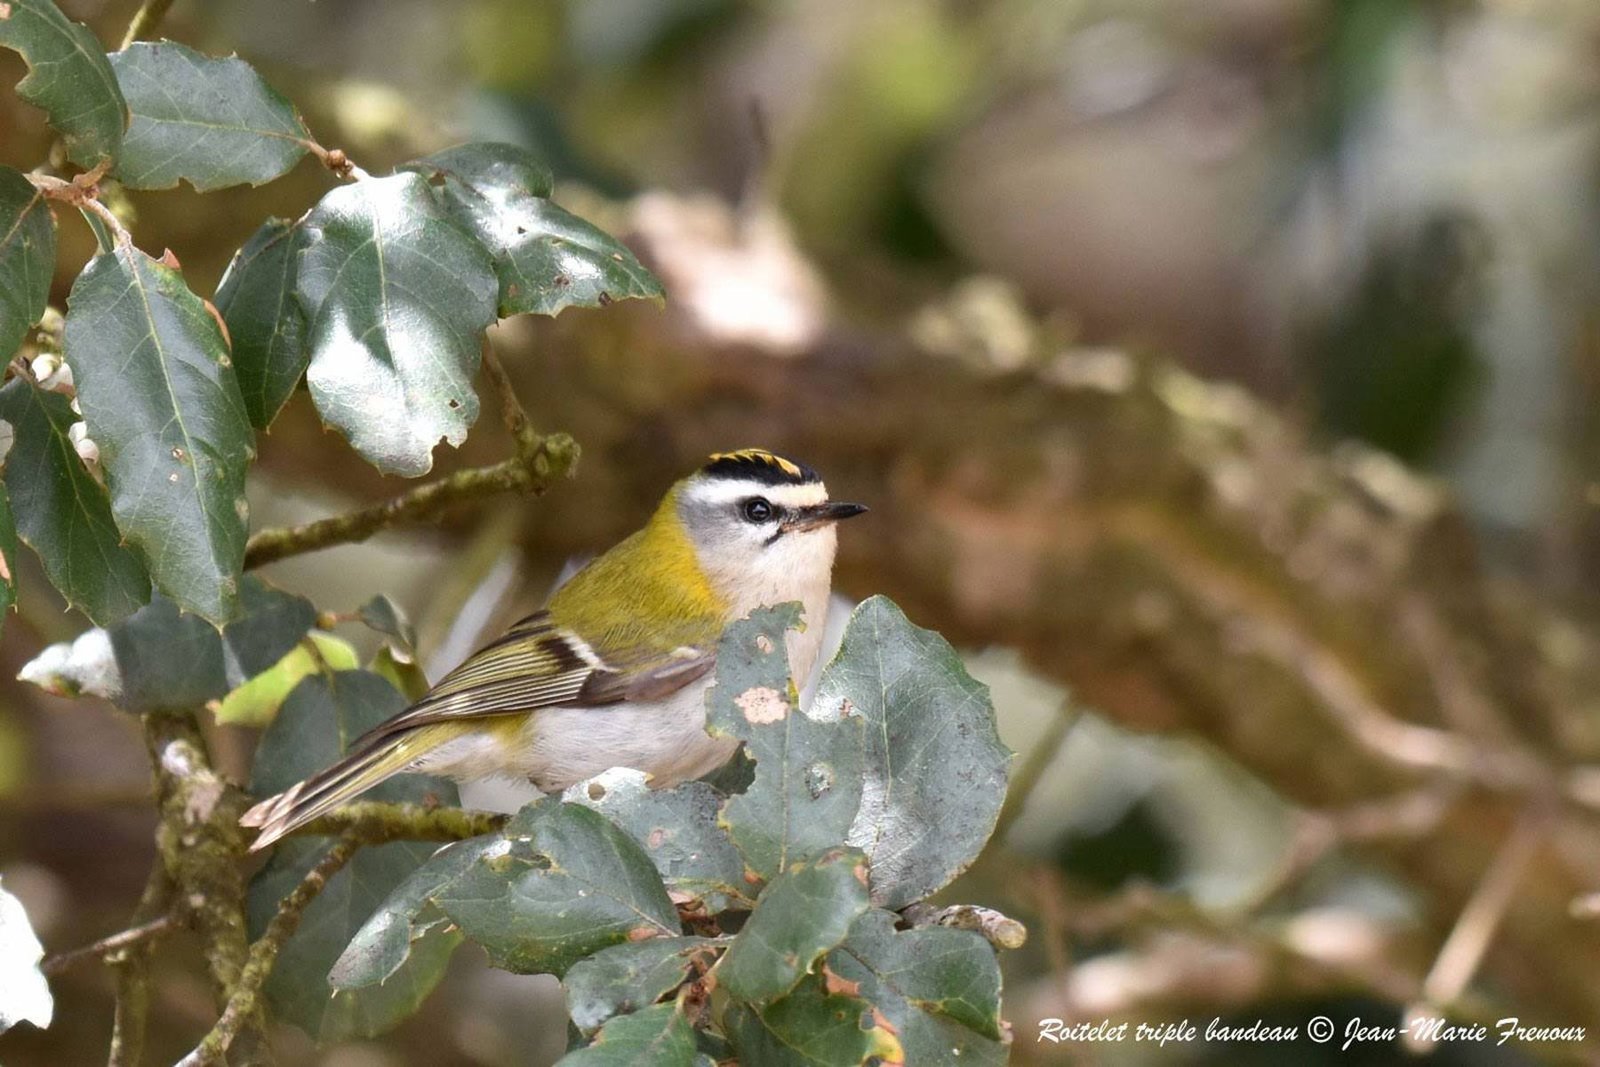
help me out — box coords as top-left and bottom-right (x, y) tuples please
(367, 610), (716, 741)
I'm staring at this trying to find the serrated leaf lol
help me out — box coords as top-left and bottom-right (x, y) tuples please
(247, 670), (460, 1042)
(724, 977), (904, 1067)
(562, 936), (716, 1036)
(564, 769), (753, 914)
(108, 41), (310, 192)
(0, 487), (16, 636)
(0, 876), (52, 1033)
(0, 380), (150, 624)
(400, 142), (662, 317)
(213, 631), (357, 727)
(818, 597), (1012, 909)
(16, 576), (313, 710)
(432, 798), (680, 977)
(64, 244), (254, 625)
(714, 848), (869, 1004)
(0, 166), (55, 359)
(214, 217), (308, 429)
(707, 605), (864, 884)
(556, 1003), (706, 1067)
(296, 172), (497, 476)
(0, 0), (125, 167)
(357, 593), (415, 652)
(826, 910), (1005, 1065)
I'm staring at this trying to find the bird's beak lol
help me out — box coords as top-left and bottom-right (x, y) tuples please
(784, 501), (869, 532)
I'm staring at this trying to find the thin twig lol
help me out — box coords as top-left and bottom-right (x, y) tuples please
(243, 433), (579, 569)
(27, 172), (132, 247)
(108, 867), (172, 1067)
(177, 836), (362, 1067)
(290, 800), (507, 844)
(481, 339), (537, 446)
(44, 914), (176, 976)
(1413, 801), (1556, 1016)
(119, 0), (179, 49)
(991, 703), (1077, 846)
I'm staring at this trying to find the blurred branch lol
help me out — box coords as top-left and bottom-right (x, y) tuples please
(178, 836), (361, 1067)
(243, 432), (578, 568)
(108, 867), (172, 1067)
(294, 800), (507, 844)
(43, 914), (176, 977)
(119, 0), (177, 49)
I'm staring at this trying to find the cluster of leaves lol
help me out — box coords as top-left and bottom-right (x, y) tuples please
(0, 0), (661, 635)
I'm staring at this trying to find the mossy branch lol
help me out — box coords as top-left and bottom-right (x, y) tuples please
(293, 800), (508, 844)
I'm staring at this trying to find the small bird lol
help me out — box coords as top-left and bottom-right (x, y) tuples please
(241, 449), (866, 851)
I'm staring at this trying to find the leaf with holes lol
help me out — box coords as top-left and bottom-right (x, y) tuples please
(0, 0), (126, 167)
(214, 217), (308, 429)
(401, 142), (662, 317)
(0, 165), (55, 359)
(562, 936), (717, 1036)
(817, 597), (1012, 909)
(714, 848), (869, 1004)
(431, 798), (681, 977)
(565, 769), (753, 914)
(108, 42), (310, 191)
(0, 380), (150, 624)
(556, 1003), (708, 1067)
(295, 173), (497, 476)
(247, 670), (460, 1042)
(706, 605), (864, 885)
(825, 909), (1005, 1065)
(64, 244), (253, 625)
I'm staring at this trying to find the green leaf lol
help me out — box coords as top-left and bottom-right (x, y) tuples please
(368, 644), (429, 702)
(108, 41), (310, 192)
(357, 593), (416, 652)
(818, 597), (1012, 909)
(214, 217), (309, 429)
(562, 936), (716, 1036)
(247, 670), (460, 1042)
(706, 605), (864, 884)
(0, 0), (125, 167)
(432, 798), (680, 977)
(564, 769), (754, 913)
(400, 142), (663, 317)
(723, 977), (903, 1067)
(0, 166), (55, 359)
(0, 876), (53, 1033)
(295, 172), (497, 476)
(827, 910), (1005, 1065)
(714, 848), (869, 1005)
(16, 576), (314, 710)
(213, 631), (358, 727)
(556, 1003), (705, 1067)
(0, 380), (150, 624)
(0, 487), (15, 636)
(64, 244), (254, 625)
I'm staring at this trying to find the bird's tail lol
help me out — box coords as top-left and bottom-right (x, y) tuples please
(241, 728), (437, 852)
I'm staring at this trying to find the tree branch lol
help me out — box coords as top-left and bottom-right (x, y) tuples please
(243, 432), (579, 569)
(293, 800), (507, 844)
(177, 836), (361, 1067)
(119, 0), (179, 49)
(107, 867), (172, 1067)
(43, 914), (176, 977)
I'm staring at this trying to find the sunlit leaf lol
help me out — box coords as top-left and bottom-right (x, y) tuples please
(64, 244), (254, 625)
(0, 380), (150, 624)
(0, 165), (55, 359)
(214, 217), (309, 429)
(0, 0), (125, 167)
(400, 142), (662, 317)
(706, 605), (864, 884)
(295, 172), (497, 476)
(213, 631), (358, 727)
(817, 596), (1011, 908)
(109, 42), (310, 191)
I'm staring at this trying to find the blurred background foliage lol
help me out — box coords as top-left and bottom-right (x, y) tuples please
(4, 0), (1600, 1063)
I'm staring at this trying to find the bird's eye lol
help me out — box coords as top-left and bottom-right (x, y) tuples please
(742, 497), (774, 523)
